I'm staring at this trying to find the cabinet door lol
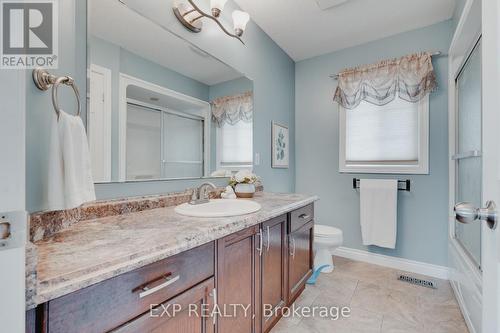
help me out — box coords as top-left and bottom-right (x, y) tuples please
(261, 215), (287, 333)
(217, 225), (262, 333)
(111, 278), (215, 333)
(288, 220), (313, 303)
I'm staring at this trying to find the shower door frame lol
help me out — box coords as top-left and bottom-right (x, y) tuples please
(447, 0), (483, 332)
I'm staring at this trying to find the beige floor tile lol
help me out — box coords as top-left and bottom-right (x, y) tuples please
(348, 307), (383, 333)
(315, 273), (359, 304)
(300, 315), (351, 333)
(350, 281), (390, 314)
(350, 281), (422, 327)
(332, 259), (396, 286)
(381, 317), (422, 333)
(273, 259), (469, 333)
(423, 319), (469, 333)
(418, 297), (463, 324)
(333, 255), (354, 267)
(295, 284), (322, 307)
(271, 318), (316, 333)
(300, 309), (382, 333)
(383, 288), (421, 327)
(300, 306), (382, 333)
(276, 284), (321, 326)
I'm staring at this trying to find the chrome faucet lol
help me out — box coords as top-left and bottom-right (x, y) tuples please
(190, 182), (217, 205)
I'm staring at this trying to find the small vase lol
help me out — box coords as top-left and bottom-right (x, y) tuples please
(235, 183), (255, 198)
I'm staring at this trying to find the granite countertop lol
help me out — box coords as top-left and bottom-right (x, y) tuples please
(31, 192), (318, 307)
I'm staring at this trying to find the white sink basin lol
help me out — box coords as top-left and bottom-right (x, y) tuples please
(175, 199), (261, 217)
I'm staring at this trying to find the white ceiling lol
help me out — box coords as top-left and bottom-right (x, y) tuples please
(234, 0), (456, 61)
(89, 0), (243, 86)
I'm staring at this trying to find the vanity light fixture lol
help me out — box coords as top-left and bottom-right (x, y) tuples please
(173, 0), (250, 44)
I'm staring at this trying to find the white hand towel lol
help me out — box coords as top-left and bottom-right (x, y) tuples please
(360, 179), (398, 249)
(47, 111), (96, 210)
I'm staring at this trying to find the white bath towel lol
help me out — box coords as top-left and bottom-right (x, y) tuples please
(359, 179), (398, 249)
(47, 111), (96, 210)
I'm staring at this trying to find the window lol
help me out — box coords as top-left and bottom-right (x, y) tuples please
(339, 96), (429, 174)
(216, 121), (253, 170)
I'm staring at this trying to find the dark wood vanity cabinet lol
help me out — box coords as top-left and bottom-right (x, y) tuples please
(216, 225), (261, 333)
(216, 208), (313, 333)
(260, 215), (288, 332)
(287, 205), (314, 303)
(29, 205), (314, 333)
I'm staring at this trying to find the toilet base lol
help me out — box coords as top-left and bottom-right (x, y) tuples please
(314, 248), (335, 273)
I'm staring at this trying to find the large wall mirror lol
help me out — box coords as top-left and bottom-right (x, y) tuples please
(87, 0), (253, 183)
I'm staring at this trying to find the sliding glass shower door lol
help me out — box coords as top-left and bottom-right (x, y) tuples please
(454, 39), (482, 268)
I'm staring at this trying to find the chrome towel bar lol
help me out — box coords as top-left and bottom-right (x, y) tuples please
(32, 68), (81, 120)
(352, 178), (411, 192)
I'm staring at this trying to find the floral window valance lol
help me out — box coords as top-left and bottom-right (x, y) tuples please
(333, 52), (437, 109)
(211, 91), (253, 127)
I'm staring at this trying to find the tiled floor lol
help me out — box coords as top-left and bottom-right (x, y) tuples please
(272, 256), (469, 333)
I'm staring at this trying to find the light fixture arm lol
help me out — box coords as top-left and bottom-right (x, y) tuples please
(186, 0), (244, 44)
(176, 0), (245, 44)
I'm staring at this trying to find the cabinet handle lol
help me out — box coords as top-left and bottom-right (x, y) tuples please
(289, 235), (296, 258)
(266, 226), (270, 252)
(298, 213), (310, 220)
(137, 274), (180, 298)
(256, 229), (263, 256)
(209, 288), (217, 326)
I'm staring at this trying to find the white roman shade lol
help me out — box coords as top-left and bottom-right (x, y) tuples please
(345, 98), (418, 162)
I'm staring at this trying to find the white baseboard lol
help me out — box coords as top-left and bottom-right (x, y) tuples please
(333, 246), (449, 280)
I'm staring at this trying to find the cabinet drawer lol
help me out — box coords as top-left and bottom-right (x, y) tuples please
(47, 242), (215, 333)
(289, 204), (314, 232)
(111, 277), (215, 333)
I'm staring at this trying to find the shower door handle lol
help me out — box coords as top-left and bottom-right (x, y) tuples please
(454, 201), (498, 230)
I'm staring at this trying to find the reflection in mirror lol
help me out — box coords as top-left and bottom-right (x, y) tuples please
(87, 0), (253, 183)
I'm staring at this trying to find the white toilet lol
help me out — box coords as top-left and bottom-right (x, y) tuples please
(314, 225), (343, 273)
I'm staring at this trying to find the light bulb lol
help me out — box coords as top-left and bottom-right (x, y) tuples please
(232, 10), (249, 37)
(210, 0), (228, 17)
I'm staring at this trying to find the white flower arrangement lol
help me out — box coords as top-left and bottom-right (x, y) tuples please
(229, 170), (258, 187)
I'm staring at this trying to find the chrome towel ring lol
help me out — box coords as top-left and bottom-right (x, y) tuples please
(32, 68), (81, 120)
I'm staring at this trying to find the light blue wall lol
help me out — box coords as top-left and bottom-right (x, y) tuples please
(208, 77), (254, 172)
(26, 0), (88, 212)
(25, 0), (295, 212)
(295, 21), (453, 266)
(208, 77), (253, 101)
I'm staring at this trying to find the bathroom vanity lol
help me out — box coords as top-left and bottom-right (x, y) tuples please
(26, 193), (317, 333)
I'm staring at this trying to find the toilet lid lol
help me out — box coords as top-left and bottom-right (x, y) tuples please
(315, 225), (342, 237)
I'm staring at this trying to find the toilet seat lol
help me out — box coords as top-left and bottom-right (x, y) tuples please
(315, 225), (342, 238)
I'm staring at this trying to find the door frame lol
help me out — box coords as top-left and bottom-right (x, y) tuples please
(447, 0), (483, 332)
(88, 64), (112, 182)
(479, 0), (500, 330)
(0, 69), (27, 332)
